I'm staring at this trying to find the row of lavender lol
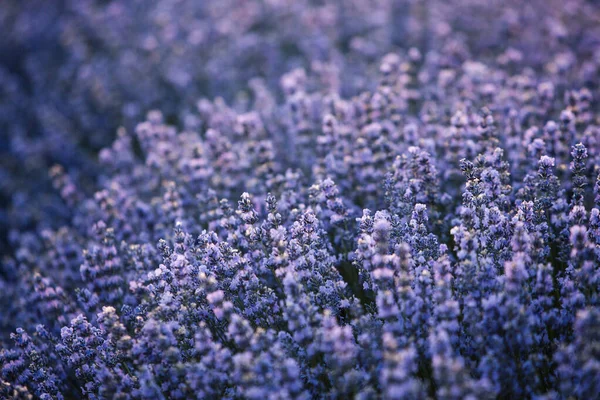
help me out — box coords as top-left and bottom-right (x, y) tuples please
(2, 49), (600, 398)
(2, 0), (600, 399)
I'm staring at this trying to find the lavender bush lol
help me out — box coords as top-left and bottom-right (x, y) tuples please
(1, 0), (600, 398)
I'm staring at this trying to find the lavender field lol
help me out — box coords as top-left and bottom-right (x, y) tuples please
(1, 0), (600, 398)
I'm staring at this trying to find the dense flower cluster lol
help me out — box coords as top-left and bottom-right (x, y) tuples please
(2, 0), (600, 399)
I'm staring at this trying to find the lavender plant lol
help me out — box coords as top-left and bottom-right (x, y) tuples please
(1, 0), (600, 398)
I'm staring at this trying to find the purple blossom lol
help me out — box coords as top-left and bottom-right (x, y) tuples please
(2, 1), (600, 398)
